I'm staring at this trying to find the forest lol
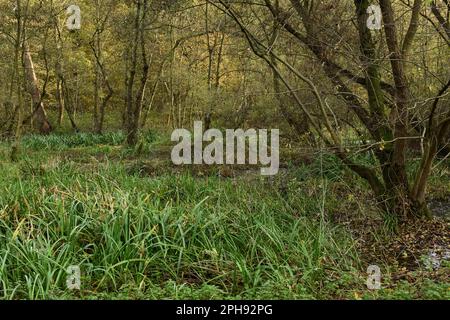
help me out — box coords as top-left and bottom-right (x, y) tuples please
(0, 0), (448, 300)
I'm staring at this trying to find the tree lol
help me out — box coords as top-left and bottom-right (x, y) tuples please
(213, 0), (449, 221)
(124, 0), (150, 146)
(89, 0), (115, 134)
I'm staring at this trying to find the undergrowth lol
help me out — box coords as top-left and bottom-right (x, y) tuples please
(0, 133), (448, 300)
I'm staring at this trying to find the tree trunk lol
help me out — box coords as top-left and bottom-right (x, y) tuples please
(125, 0), (149, 146)
(22, 43), (52, 134)
(56, 79), (64, 126)
(11, 0), (24, 161)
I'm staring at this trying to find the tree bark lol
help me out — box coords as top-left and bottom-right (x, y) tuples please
(125, 0), (149, 146)
(22, 43), (52, 134)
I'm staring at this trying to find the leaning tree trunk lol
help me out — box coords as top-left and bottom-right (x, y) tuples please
(23, 43), (52, 134)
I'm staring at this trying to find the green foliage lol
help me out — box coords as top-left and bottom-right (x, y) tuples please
(22, 132), (126, 151)
(0, 159), (357, 299)
(0, 133), (448, 300)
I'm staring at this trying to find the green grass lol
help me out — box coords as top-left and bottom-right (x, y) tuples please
(20, 130), (160, 152)
(0, 132), (448, 300)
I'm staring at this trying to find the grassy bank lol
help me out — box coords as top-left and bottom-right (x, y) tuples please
(0, 133), (448, 300)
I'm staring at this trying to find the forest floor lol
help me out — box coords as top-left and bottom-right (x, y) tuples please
(0, 131), (448, 300)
